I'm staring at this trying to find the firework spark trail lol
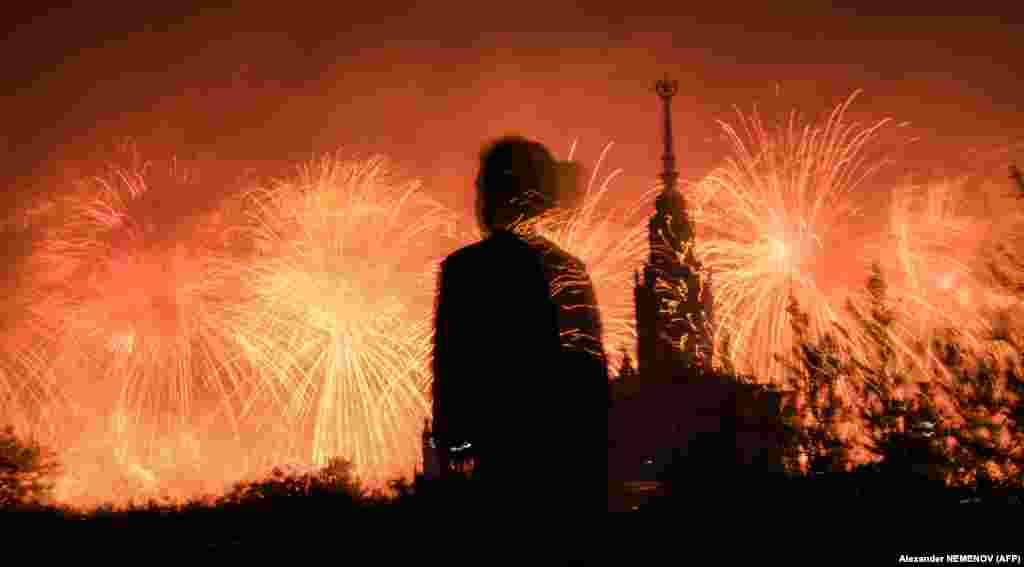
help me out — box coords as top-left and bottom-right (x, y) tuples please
(520, 141), (655, 376)
(693, 91), (893, 390)
(0, 296), (64, 443)
(966, 172), (1024, 344)
(229, 153), (452, 484)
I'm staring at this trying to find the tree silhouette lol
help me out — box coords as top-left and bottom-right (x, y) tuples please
(933, 340), (1024, 492)
(0, 425), (60, 508)
(777, 296), (853, 475)
(845, 264), (1024, 499)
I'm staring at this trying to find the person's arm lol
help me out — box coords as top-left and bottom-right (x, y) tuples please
(557, 266), (609, 381)
(556, 268), (609, 500)
(575, 271), (610, 510)
(431, 258), (455, 473)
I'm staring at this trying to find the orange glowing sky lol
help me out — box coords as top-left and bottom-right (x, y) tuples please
(2, 4), (1023, 508)
(3, 5), (1022, 224)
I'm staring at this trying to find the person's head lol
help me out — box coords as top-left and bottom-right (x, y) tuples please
(475, 135), (558, 235)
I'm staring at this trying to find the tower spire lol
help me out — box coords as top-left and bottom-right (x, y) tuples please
(648, 74), (693, 264)
(634, 73), (714, 380)
(655, 74), (680, 193)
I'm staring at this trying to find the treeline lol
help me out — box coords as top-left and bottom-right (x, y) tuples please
(786, 264), (1022, 485)
(650, 264), (1024, 508)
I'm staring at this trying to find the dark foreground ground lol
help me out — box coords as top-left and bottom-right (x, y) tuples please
(5, 470), (1021, 557)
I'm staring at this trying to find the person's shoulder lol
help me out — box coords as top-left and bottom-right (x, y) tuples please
(443, 233), (539, 265)
(443, 242), (482, 262)
(528, 236), (587, 272)
(542, 240), (584, 265)
(440, 240), (490, 269)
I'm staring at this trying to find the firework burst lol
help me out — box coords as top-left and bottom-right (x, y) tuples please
(876, 175), (1024, 375)
(879, 179), (987, 352)
(692, 91), (896, 387)
(692, 91), (1024, 430)
(229, 153), (454, 483)
(22, 153), (258, 507)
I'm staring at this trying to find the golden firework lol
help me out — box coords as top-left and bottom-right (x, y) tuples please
(230, 153), (454, 484)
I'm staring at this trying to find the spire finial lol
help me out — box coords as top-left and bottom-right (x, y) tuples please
(654, 73), (678, 99)
(1011, 163), (1024, 196)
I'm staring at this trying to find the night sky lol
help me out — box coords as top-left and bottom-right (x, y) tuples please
(3, 4), (1022, 219)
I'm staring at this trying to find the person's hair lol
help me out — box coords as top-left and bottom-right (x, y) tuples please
(475, 135), (558, 233)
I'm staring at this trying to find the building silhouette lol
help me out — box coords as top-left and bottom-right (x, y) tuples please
(608, 76), (786, 510)
(633, 75), (714, 381)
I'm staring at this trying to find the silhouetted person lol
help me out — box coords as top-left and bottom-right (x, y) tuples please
(431, 135), (609, 514)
